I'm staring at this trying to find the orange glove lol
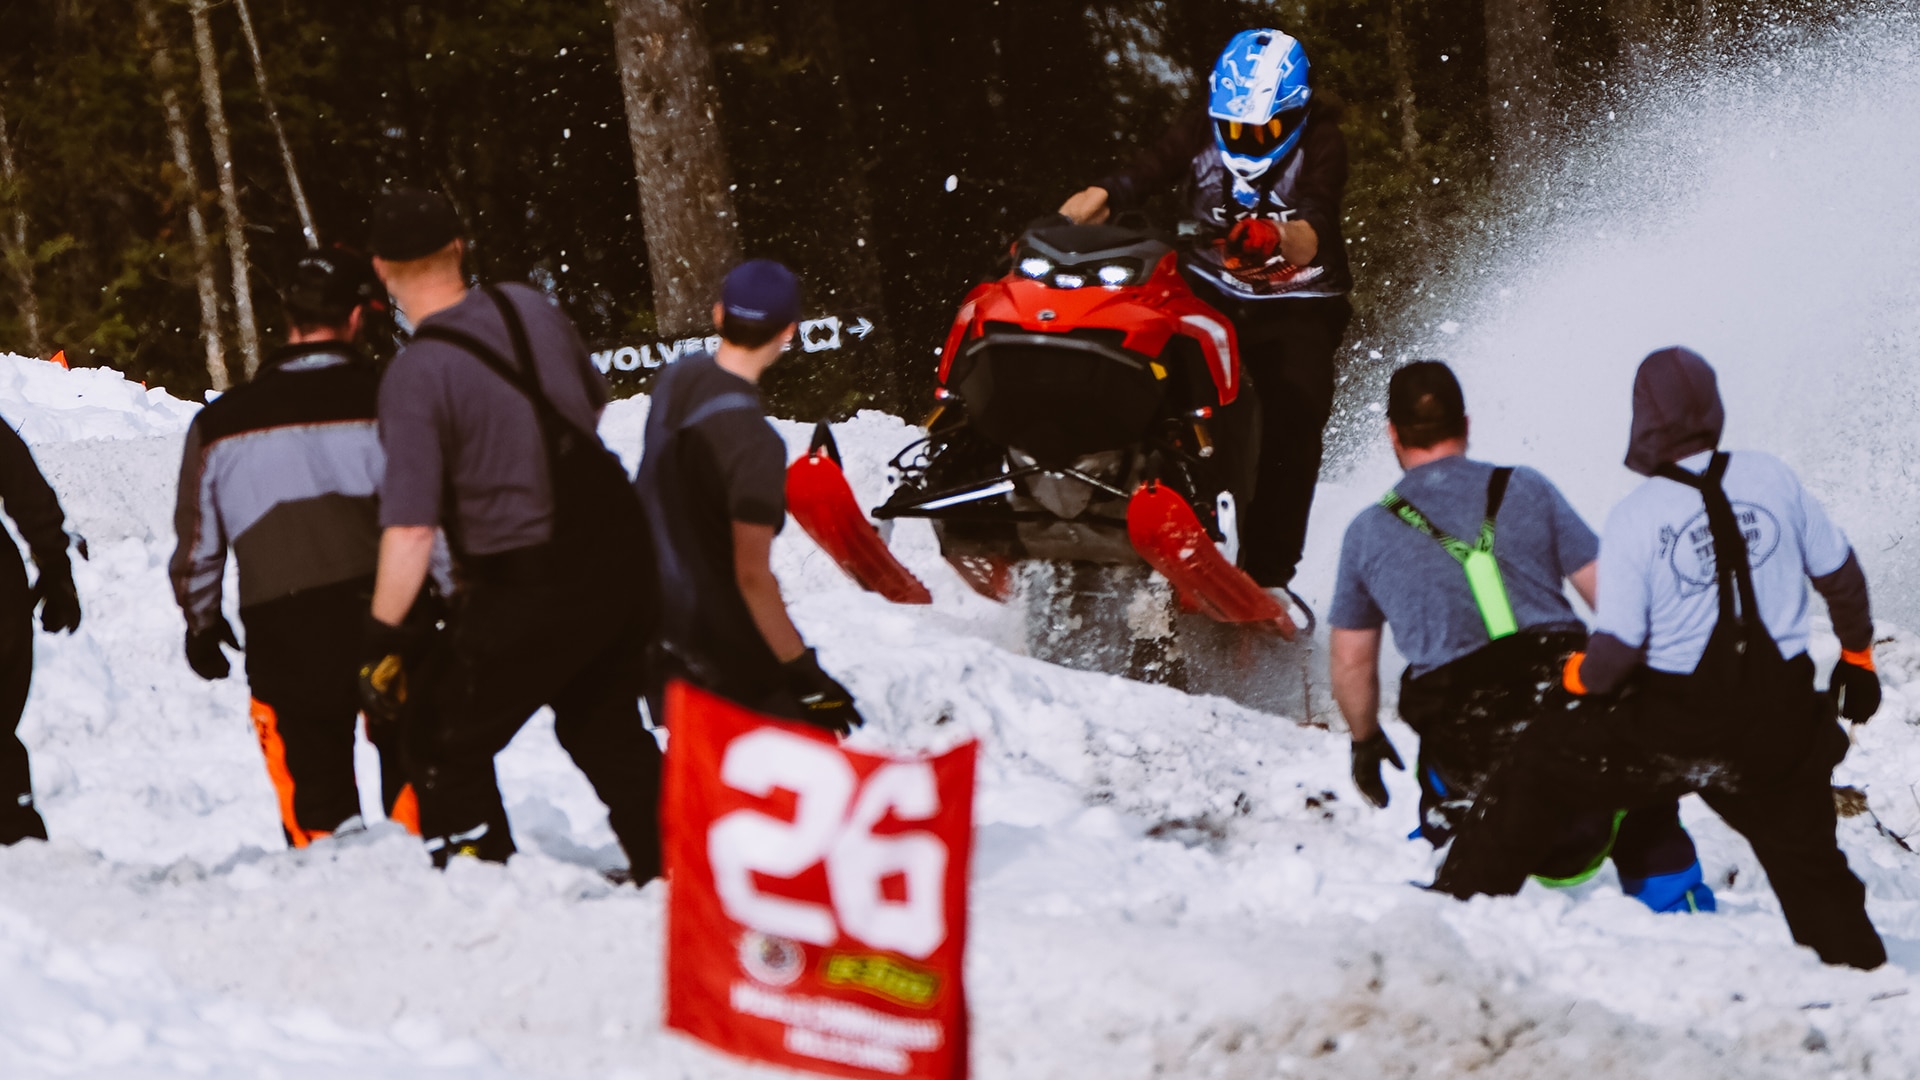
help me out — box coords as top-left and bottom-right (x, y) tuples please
(1561, 652), (1588, 696)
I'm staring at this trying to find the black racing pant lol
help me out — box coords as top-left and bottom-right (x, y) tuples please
(644, 643), (794, 729)
(1233, 296), (1351, 589)
(0, 556), (43, 846)
(242, 577), (410, 845)
(1400, 632), (1698, 882)
(1434, 655), (1885, 969)
(409, 556), (663, 877)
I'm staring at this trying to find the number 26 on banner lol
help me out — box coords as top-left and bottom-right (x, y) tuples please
(710, 729), (948, 959)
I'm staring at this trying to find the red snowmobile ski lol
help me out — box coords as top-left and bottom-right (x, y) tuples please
(787, 216), (1302, 631)
(786, 424), (932, 605)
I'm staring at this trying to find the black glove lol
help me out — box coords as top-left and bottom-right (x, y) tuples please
(357, 616), (422, 728)
(32, 563), (80, 634)
(782, 648), (865, 736)
(185, 616), (240, 680)
(1351, 730), (1405, 809)
(1832, 654), (1882, 723)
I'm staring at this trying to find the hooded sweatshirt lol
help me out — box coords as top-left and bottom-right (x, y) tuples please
(1577, 349), (1872, 693)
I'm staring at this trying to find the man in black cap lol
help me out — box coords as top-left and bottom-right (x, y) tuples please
(1435, 348), (1884, 969)
(361, 188), (663, 874)
(171, 247), (415, 845)
(0, 409), (80, 845)
(1329, 361), (1710, 912)
(633, 259), (862, 733)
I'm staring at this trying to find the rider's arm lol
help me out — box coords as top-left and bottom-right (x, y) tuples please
(1089, 109), (1212, 213)
(1331, 628), (1384, 740)
(1812, 551), (1873, 653)
(733, 522), (806, 663)
(1568, 560), (1599, 610)
(1281, 102), (1349, 265)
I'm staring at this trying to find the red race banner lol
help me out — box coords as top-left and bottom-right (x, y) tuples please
(662, 681), (976, 1079)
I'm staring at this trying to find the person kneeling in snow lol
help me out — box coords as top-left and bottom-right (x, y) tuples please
(1329, 361), (1712, 911)
(1434, 348), (1884, 969)
(170, 248), (415, 847)
(0, 412), (81, 843)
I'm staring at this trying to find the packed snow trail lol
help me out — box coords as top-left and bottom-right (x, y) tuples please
(0, 354), (1919, 1079)
(10, 12), (1920, 1074)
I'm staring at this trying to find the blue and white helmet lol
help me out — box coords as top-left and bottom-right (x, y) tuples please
(1208, 29), (1312, 187)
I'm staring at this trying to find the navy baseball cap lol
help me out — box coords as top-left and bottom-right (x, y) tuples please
(368, 188), (464, 261)
(721, 259), (802, 327)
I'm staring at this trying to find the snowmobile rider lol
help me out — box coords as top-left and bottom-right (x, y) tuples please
(1329, 362), (1711, 912)
(170, 247), (415, 846)
(1060, 28), (1350, 593)
(359, 189), (663, 875)
(1434, 348), (1885, 969)
(0, 407), (80, 844)
(633, 259), (864, 735)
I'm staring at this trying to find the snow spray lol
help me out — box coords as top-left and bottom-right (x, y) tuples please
(1350, 7), (1920, 620)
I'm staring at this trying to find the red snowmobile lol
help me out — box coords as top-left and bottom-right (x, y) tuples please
(788, 216), (1300, 639)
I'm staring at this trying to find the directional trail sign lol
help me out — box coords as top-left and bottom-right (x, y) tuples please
(590, 314), (877, 388)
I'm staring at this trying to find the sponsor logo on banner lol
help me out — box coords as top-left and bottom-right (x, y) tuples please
(591, 315), (876, 383)
(663, 681), (975, 1080)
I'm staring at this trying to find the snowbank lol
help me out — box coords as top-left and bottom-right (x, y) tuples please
(0, 352), (1917, 1078)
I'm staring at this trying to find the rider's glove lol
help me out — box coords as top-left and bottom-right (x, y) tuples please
(1832, 647), (1882, 723)
(184, 616), (240, 681)
(32, 560), (81, 635)
(1225, 217), (1283, 269)
(782, 648), (866, 737)
(358, 616), (420, 729)
(1351, 730), (1405, 809)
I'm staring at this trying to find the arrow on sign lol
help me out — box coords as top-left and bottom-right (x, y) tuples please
(849, 317), (875, 340)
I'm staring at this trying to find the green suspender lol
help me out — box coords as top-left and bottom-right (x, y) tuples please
(1379, 467), (1518, 641)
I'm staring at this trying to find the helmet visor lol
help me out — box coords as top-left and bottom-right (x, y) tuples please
(1216, 107), (1307, 160)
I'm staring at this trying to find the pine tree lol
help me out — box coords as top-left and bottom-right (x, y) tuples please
(138, 0), (228, 391)
(0, 97), (46, 360)
(232, 0), (316, 249)
(188, 0), (260, 378)
(607, 0), (741, 336)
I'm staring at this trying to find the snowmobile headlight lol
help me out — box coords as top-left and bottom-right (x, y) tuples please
(1052, 272), (1087, 289)
(1096, 262), (1139, 287)
(1019, 256), (1054, 279)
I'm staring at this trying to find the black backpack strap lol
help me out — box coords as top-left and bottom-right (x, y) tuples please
(1655, 452), (1760, 628)
(1485, 467), (1514, 523)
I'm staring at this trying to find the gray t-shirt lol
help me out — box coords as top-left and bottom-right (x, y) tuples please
(1329, 456), (1598, 677)
(377, 283), (609, 555)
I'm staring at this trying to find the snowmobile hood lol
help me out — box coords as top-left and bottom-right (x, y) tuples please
(1625, 346), (1724, 477)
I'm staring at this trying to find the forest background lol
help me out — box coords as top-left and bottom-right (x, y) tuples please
(0, 0), (1844, 417)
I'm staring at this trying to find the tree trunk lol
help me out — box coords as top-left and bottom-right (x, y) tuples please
(1386, 0), (1428, 243)
(1484, 0), (1556, 176)
(189, 0), (261, 378)
(139, 0), (228, 391)
(607, 0), (741, 336)
(233, 0), (318, 249)
(0, 100), (46, 360)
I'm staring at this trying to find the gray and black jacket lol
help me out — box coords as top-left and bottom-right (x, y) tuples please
(170, 343), (384, 632)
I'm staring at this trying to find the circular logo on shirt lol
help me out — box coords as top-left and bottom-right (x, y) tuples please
(1664, 503), (1782, 596)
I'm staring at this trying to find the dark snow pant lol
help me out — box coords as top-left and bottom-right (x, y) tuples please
(1434, 656), (1885, 969)
(1235, 296), (1351, 589)
(0, 558), (44, 846)
(408, 553), (663, 879)
(644, 645), (795, 730)
(242, 577), (411, 846)
(1399, 632), (1699, 884)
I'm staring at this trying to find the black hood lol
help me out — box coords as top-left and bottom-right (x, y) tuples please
(1626, 347), (1724, 477)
